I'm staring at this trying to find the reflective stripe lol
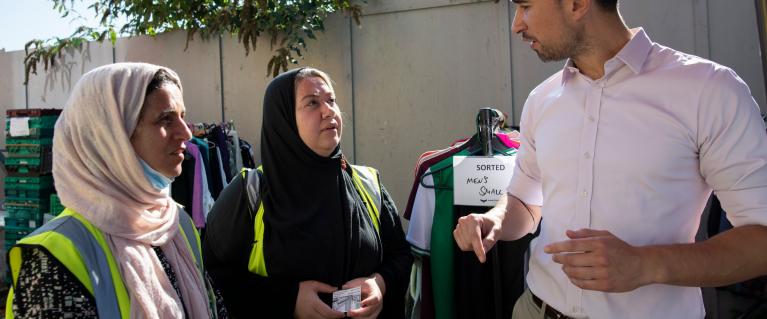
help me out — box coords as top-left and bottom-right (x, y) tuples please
(351, 165), (382, 234)
(177, 210), (218, 318)
(178, 211), (203, 271)
(247, 166), (268, 276)
(59, 210), (131, 317)
(5, 288), (14, 319)
(248, 202), (268, 276)
(13, 216), (124, 318)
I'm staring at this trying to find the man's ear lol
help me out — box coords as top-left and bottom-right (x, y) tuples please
(569, 0), (592, 22)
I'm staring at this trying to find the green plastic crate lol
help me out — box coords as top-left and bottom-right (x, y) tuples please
(5, 153), (53, 175)
(5, 225), (36, 238)
(5, 115), (59, 138)
(50, 193), (64, 216)
(5, 139), (53, 158)
(5, 175), (54, 189)
(5, 175), (55, 199)
(6, 198), (49, 216)
(4, 175), (53, 187)
(6, 203), (46, 220)
(5, 231), (27, 243)
(4, 216), (42, 229)
(5, 138), (53, 146)
(5, 188), (54, 199)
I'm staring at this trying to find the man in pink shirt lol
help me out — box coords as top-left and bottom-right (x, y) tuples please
(454, 0), (767, 318)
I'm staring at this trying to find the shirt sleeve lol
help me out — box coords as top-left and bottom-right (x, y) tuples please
(698, 66), (767, 227)
(405, 171), (436, 255)
(507, 93), (544, 206)
(203, 170), (299, 318)
(375, 183), (415, 319)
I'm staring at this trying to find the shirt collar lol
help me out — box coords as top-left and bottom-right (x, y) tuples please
(561, 27), (653, 84)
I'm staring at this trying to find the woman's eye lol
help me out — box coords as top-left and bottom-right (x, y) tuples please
(159, 116), (173, 125)
(328, 98), (336, 104)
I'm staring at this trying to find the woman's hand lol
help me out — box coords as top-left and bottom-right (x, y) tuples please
(343, 273), (386, 319)
(295, 280), (344, 319)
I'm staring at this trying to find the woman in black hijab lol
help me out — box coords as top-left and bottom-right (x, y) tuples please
(203, 68), (412, 319)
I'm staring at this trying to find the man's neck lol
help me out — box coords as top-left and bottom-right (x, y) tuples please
(571, 14), (632, 80)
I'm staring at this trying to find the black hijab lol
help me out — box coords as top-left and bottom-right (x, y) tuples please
(260, 69), (382, 286)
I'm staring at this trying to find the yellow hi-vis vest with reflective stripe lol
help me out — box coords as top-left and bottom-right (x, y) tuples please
(5, 208), (217, 319)
(244, 165), (383, 277)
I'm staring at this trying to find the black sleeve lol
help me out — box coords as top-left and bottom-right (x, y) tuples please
(203, 170), (299, 318)
(13, 247), (98, 318)
(376, 183), (414, 319)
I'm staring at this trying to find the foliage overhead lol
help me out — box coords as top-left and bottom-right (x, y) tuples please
(23, 0), (365, 84)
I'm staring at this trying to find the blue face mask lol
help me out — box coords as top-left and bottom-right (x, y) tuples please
(139, 159), (174, 191)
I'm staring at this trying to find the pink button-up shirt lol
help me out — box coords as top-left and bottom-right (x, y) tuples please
(507, 28), (767, 319)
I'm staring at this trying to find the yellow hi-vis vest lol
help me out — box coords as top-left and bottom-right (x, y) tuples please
(245, 165), (383, 277)
(6, 208), (217, 319)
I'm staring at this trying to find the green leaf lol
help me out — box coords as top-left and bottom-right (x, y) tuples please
(109, 28), (117, 45)
(22, 0), (370, 82)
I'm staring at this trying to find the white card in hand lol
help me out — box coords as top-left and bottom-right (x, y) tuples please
(332, 286), (361, 312)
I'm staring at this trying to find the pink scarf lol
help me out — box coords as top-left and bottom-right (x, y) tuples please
(52, 63), (212, 319)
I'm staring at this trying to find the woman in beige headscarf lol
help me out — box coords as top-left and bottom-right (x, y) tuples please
(5, 63), (224, 318)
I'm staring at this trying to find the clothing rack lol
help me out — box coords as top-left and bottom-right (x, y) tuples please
(477, 107), (504, 319)
(191, 121), (236, 138)
(404, 109), (525, 319)
(172, 120), (255, 230)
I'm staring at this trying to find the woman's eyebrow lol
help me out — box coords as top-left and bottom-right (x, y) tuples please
(300, 93), (321, 101)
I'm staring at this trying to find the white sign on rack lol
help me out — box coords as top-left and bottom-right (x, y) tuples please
(453, 155), (516, 206)
(9, 117), (30, 137)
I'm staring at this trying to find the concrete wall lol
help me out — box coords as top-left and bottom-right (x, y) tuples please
(116, 32), (223, 125)
(0, 0), (765, 212)
(25, 42), (114, 110)
(353, 0), (514, 207)
(707, 0), (766, 109)
(220, 14), (355, 164)
(0, 50), (26, 150)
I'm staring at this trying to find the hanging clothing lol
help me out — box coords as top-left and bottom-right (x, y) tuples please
(185, 141), (205, 228)
(228, 128), (244, 177)
(405, 133), (531, 319)
(240, 139), (257, 169)
(190, 137), (214, 199)
(171, 150), (196, 219)
(403, 132), (520, 220)
(171, 135), (232, 228)
(207, 143), (225, 199)
(211, 125), (232, 183)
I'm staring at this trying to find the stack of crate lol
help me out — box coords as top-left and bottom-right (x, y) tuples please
(50, 193), (64, 216)
(4, 109), (61, 256)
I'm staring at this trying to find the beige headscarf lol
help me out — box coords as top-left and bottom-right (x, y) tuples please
(52, 63), (211, 318)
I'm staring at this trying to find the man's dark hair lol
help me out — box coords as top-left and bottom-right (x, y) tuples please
(511, 0), (618, 12)
(145, 69), (180, 97)
(595, 0), (618, 12)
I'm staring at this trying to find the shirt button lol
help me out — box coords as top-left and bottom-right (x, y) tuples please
(588, 115), (595, 122)
(584, 152), (591, 159)
(572, 306), (580, 313)
(581, 190), (588, 198)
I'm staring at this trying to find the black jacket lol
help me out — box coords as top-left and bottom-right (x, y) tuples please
(203, 168), (412, 318)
